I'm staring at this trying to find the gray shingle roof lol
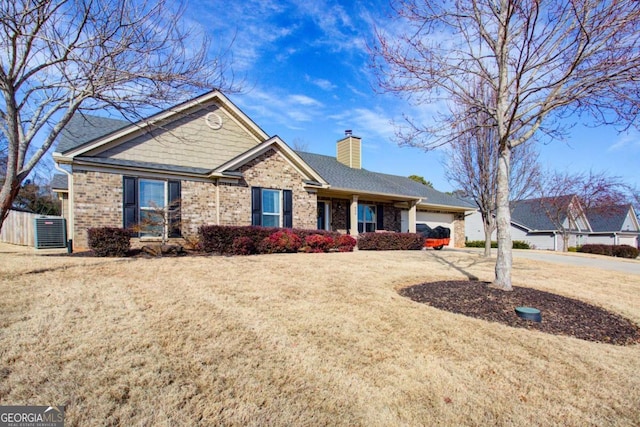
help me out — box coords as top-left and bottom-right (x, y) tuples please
(511, 195), (574, 231)
(51, 173), (68, 190)
(54, 114), (471, 210)
(76, 157), (212, 175)
(56, 114), (129, 153)
(296, 151), (473, 209)
(587, 205), (632, 232)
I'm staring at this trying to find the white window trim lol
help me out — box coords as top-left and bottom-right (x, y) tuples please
(261, 188), (282, 227)
(139, 178), (168, 239)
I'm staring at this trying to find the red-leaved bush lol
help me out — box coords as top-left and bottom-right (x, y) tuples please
(258, 230), (303, 254)
(198, 225), (351, 255)
(87, 227), (131, 257)
(357, 232), (424, 251)
(334, 234), (357, 252)
(303, 234), (335, 253)
(231, 236), (256, 255)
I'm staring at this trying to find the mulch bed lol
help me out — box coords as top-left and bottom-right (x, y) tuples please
(399, 281), (640, 346)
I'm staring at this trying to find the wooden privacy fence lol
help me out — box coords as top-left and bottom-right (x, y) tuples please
(0, 209), (61, 246)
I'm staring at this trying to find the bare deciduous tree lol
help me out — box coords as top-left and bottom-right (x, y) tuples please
(371, 0), (640, 290)
(0, 0), (234, 231)
(444, 83), (541, 257)
(533, 170), (632, 250)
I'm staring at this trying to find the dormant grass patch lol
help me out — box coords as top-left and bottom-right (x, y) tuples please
(0, 243), (639, 426)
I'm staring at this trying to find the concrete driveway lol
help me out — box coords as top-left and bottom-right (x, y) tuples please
(458, 248), (640, 275)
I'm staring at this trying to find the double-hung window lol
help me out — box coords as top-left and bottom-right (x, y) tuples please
(139, 179), (167, 237)
(251, 187), (293, 228)
(123, 176), (181, 238)
(261, 189), (281, 227)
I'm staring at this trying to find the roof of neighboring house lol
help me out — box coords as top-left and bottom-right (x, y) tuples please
(51, 173), (69, 191)
(587, 205), (636, 233)
(56, 114), (129, 154)
(510, 195), (576, 231)
(297, 151), (473, 209)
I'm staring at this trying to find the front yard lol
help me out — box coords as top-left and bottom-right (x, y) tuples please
(0, 244), (639, 426)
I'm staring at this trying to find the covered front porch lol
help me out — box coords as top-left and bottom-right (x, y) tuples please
(314, 190), (420, 236)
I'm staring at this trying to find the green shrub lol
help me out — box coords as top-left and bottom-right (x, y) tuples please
(358, 232), (424, 251)
(512, 240), (531, 249)
(465, 240), (530, 249)
(465, 240), (497, 248)
(87, 227), (131, 257)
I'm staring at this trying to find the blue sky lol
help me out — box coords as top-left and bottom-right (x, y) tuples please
(186, 0), (639, 193)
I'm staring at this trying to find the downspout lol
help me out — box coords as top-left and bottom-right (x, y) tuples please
(613, 232), (618, 245)
(553, 231), (557, 251)
(54, 162), (74, 248)
(216, 178), (220, 225)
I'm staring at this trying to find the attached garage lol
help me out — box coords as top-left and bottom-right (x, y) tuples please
(401, 210), (456, 247)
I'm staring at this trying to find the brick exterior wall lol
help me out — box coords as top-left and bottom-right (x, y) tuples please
(326, 197), (401, 234)
(453, 212), (465, 248)
(71, 148), (317, 248)
(217, 149), (317, 229)
(181, 180), (218, 238)
(329, 198), (349, 233)
(73, 170), (122, 248)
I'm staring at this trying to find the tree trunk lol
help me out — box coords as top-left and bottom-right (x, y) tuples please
(492, 144), (513, 290)
(0, 179), (21, 232)
(482, 216), (494, 257)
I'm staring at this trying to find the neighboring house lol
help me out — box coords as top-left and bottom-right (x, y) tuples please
(465, 196), (639, 250)
(586, 205), (640, 247)
(52, 90), (473, 249)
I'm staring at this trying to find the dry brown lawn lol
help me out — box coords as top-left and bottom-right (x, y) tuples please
(0, 243), (639, 426)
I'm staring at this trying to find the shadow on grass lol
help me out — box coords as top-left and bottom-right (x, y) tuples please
(428, 251), (481, 281)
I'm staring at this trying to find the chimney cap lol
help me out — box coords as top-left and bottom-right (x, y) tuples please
(344, 129), (352, 136)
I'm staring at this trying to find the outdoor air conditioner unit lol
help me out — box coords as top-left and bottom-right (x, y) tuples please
(34, 217), (67, 249)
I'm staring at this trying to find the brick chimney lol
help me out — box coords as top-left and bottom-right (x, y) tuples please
(336, 130), (361, 169)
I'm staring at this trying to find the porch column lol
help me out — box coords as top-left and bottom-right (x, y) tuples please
(408, 200), (417, 233)
(349, 195), (359, 236)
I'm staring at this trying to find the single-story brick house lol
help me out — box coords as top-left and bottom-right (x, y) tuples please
(52, 90), (473, 249)
(465, 195), (639, 250)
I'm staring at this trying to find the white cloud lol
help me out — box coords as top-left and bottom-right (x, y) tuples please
(305, 75), (337, 91)
(288, 94), (323, 107)
(608, 130), (640, 151)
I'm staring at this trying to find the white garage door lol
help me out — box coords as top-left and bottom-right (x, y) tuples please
(619, 235), (638, 247)
(401, 210), (455, 247)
